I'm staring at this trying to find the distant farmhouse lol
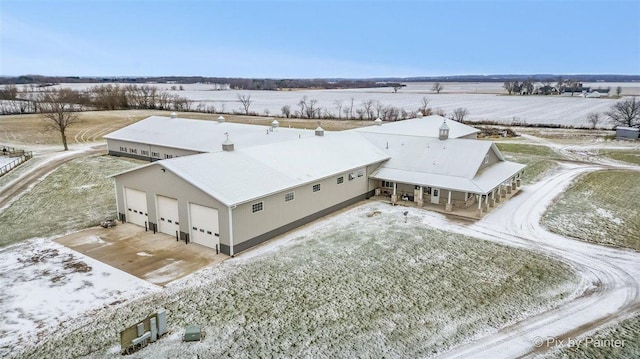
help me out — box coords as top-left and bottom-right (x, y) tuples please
(107, 114), (525, 256)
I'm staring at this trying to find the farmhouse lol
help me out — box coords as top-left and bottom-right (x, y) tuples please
(109, 114), (525, 255)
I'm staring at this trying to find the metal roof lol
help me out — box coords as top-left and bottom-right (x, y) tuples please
(127, 131), (390, 206)
(365, 132), (524, 194)
(104, 116), (315, 153)
(353, 115), (480, 138)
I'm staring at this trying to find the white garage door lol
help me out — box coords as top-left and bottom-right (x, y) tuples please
(124, 187), (148, 228)
(189, 203), (219, 250)
(157, 195), (179, 237)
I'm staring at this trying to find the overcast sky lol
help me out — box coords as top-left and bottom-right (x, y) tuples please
(1, 0), (639, 78)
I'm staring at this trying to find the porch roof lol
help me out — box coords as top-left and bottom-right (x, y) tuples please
(370, 160), (525, 194)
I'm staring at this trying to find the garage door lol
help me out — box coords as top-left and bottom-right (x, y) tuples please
(124, 187), (148, 228)
(189, 203), (219, 250)
(157, 195), (179, 237)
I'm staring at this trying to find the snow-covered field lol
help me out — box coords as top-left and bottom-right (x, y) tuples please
(12, 202), (579, 358)
(44, 82), (640, 128)
(0, 238), (158, 357)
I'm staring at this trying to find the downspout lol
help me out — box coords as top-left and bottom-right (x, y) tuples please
(228, 205), (235, 257)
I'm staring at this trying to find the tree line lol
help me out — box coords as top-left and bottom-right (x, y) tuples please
(0, 84), (195, 115)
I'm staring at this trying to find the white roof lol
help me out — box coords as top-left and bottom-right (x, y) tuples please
(616, 126), (639, 132)
(365, 133), (524, 193)
(353, 115), (479, 138)
(120, 132), (390, 206)
(104, 116), (315, 152)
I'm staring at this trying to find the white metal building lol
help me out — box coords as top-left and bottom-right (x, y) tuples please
(110, 115), (524, 255)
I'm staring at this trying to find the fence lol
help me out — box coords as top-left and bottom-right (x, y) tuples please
(0, 146), (33, 177)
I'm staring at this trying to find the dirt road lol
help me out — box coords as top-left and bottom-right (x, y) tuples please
(0, 144), (106, 210)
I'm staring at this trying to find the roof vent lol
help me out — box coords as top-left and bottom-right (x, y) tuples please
(439, 120), (450, 140)
(315, 122), (324, 137)
(222, 132), (234, 151)
(217, 115), (225, 123)
(170, 112), (177, 119)
(374, 118), (382, 126)
(416, 111), (423, 118)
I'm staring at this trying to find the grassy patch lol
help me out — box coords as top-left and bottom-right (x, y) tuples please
(0, 156), (138, 246)
(496, 143), (559, 158)
(596, 149), (640, 165)
(502, 153), (559, 184)
(542, 170), (640, 251)
(546, 313), (640, 359)
(20, 205), (579, 358)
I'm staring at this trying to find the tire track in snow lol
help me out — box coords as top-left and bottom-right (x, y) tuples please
(437, 163), (640, 358)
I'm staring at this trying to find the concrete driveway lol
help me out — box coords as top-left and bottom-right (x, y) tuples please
(55, 223), (227, 286)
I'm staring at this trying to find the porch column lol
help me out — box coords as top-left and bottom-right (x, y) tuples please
(507, 180), (513, 194)
(417, 186), (424, 207)
(445, 190), (452, 211)
(511, 176), (517, 190)
(476, 194), (483, 216)
(500, 184), (506, 198)
(391, 182), (397, 204)
(482, 193), (489, 211)
(489, 190), (496, 207)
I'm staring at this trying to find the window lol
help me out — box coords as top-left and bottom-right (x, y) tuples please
(484, 154), (489, 164)
(141, 150), (149, 156)
(337, 176), (344, 184)
(119, 146), (127, 152)
(312, 184), (321, 192)
(382, 181), (394, 188)
(285, 192), (295, 202)
(130, 148), (137, 154)
(357, 170), (364, 177)
(165, 154), (173, 159)
(151, 152), (160, 158)
(252, 202), (264, 213)
(349, 173), (355, 180)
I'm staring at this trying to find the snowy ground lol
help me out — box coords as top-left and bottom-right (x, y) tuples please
(0, 156), (21, 168)
(14, 202), (580, 358)
(0, 237), (158, 357)
(44, 82), (640, 128)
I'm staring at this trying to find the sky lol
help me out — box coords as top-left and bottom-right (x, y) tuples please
(1, 0), (639, 78)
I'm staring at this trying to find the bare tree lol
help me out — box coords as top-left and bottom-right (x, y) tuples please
(606, 97), (640, 127)
(281, 105), (291, 118)
(360, 99), (375, 120)
(237, 93), (252, 115)
(418, 96), (431, 115)
(556, 77), (564, 95)
(37, 88), (83, 151)
(503, 81), (515, 95)
(347, 97), (355, 119)
(432, 82), (444, 94)
(392, 83), (403, 93)
(616, 86), (622, 97)
(434, 108), (447, 117)
(333, 99), (343, 119)
(451, 107), (469, 122)
(587, 112), (602, 129)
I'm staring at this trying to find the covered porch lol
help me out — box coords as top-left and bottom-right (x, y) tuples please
(372, 171), (524, 219)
